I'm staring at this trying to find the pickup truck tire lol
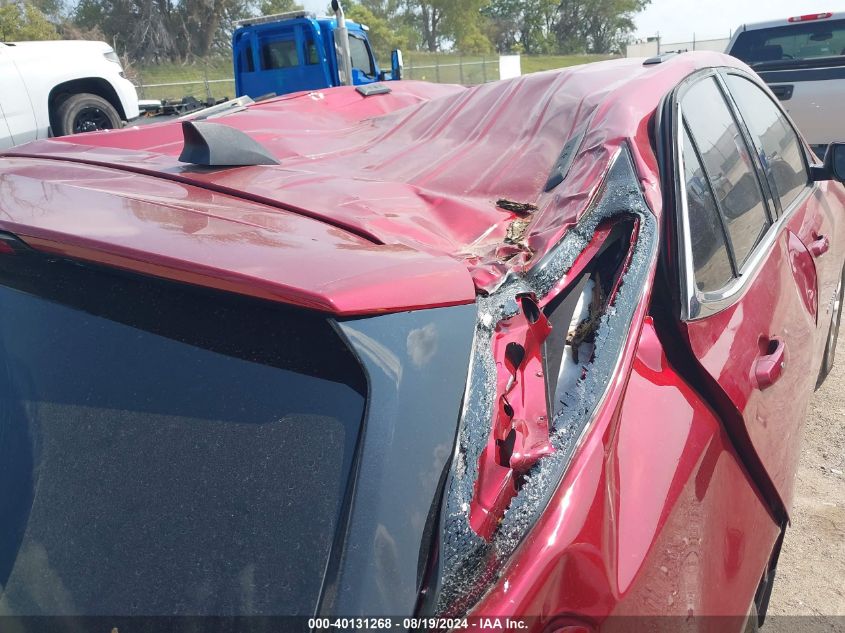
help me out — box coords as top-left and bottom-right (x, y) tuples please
(54, 93), (121, 136)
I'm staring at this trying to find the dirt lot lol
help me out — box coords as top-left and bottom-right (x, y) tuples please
(767, 326), (845, 625)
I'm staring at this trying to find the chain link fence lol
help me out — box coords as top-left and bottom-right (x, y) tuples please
(132, 55), (502, 102)
(625, 36), (730, 58)
(404, 56), (499, 85)
(135, 77), (236, 102)
(133, 65), (236, 102)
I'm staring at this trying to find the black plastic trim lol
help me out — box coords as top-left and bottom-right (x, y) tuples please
(178, 120), (279, 167)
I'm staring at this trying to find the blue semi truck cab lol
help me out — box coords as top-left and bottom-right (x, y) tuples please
(232, 2), (403, 99)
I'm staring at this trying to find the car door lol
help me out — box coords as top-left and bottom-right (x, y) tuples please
(0, 45), (37, 147)
(672, 71), (819, 511)
(722, 70), (845, 375)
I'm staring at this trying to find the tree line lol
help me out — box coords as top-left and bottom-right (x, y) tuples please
(347, 0), (648, 57)
(0, 0), (649, 63)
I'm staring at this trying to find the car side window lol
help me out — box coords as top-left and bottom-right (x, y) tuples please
(349, 35), (374, 77)
(725, 74), (809, 212)
(682, 77), (771, 269)
(682, 127), (736, 294)
(303, 29), (319, 65)
(240, 45), (254, 73)
(262, 38), (298, 70)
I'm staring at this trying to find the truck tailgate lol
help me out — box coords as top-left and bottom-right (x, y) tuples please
(758, 65), (845, 150)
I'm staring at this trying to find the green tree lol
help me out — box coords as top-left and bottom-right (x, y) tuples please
(555, 0), (648, 54)
(450, 0), (491, 53)
(412, 0), (444, 52)
(485, 0), (646, 54)
(74, 0), (255, 62)
(358, 0), (403, 22)
(580, 0), (647, 53)
(408, 0), (491, 53)
(344, 3), (408, 58)
(0, 2), (59, 41)
(258, 0), (303, 15)
(29, 0), (65, 20)
(484, 0), (557, 54)
(74, 0), (181, 61)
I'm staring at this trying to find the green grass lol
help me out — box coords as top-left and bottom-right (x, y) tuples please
(131, 52), (618, 101)
(129, 57), (235, 102)
(520, 54), (618, 74)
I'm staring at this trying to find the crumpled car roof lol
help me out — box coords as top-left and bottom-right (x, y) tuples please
(0, 51), (747, 314)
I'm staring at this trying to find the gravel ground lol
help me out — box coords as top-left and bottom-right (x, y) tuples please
(767, 326), (845, 628)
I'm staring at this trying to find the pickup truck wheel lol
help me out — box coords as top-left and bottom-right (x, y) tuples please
(55, 93), (121, 136)
(817, 270), (844, 389)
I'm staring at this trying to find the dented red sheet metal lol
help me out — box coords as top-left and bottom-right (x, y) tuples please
(0, 156), (476, 314)
(471, 294), (554, 540)
(0, 52), (745, 313)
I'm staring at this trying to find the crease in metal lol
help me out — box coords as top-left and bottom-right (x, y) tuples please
(433, 145), (659, 614)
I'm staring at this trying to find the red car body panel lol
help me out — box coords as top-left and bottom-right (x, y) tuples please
(472, 320), (779, 629)
(683, 232), (818, 511)
(4, 53), (732, 306)
(681, 182), (845, 511)
(0, 49), (842, 627)
(0, 156), (476, 314)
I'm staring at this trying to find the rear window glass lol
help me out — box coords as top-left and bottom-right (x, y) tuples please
(731, 18), (845, 64)
(0, 251), (365, 616)
(682, 77), (771, 268)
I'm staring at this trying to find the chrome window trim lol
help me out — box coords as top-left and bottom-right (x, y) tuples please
(674, 67), (818, 321)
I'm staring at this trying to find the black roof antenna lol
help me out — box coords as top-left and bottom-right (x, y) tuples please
(178, 121), (279, 167)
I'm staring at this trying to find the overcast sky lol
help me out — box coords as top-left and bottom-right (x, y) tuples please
(301, 0), (845, 45)
(301, 0), (326, 13)
(634, 0), (845, 42)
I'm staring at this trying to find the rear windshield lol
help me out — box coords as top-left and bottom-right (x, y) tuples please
(0, 248), (366, 616)
(731, 18), (845, 65)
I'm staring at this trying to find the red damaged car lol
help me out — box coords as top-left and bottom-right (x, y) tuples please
(0, 51), (842, 630)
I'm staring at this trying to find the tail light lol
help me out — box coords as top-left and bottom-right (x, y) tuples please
(788, 12), (832, 22)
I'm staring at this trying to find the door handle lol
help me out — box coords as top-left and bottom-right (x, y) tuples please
(755, 337), (786, 390)
(770, 84), (794, 101)
(809, 234), (830, 257)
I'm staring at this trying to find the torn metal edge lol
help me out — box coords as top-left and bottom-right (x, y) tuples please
(430, 143), (659, 615)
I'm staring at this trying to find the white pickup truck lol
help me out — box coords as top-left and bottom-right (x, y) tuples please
(0, 39), (139, 149)
(726, 11), (845, 155)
